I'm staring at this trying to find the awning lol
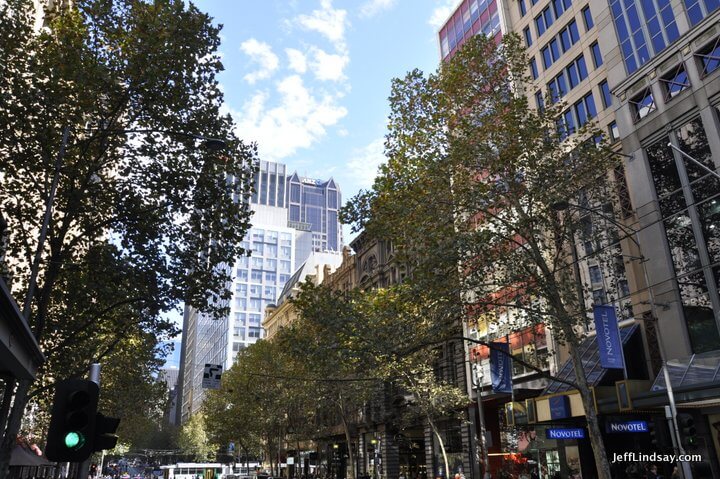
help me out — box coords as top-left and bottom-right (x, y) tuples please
(542, 324), (639, 395)
(651, 350), (720, 391)
(10, 445), (53, 467)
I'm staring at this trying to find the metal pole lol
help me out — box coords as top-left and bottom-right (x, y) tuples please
(75, 364), (101, 479)
(667, 143), (720, 181)
(23, 125), (70, 321)
(472, 364), (490, 479)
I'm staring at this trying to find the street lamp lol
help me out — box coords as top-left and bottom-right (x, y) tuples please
(667, 142), (720, 181)
(22, 126), (229, 322)
(469, 361), (491, 479)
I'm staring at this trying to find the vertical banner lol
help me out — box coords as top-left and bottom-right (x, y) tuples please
(593, 305), (625, 369)
(490, 341), (512, 393)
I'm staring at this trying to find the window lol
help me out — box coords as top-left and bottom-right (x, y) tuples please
(266, 244), (278, 257)
(251, 269), (263, 282)
(630, 87), (656, 122)
(249, 314), (262, 325)
(535, 14), (546, 36)
(235, 297), (247, 310)
(610, 0), (680, 74)
(265, 272), (276, 283)
(592, 288), (607, 305)
(609, 121), (620, 140)
(560, 28), (572, 52)
(265, 258), (277, 270)
(563, 109), (576, 136)
(660, 64), (690, 101)
(236, 269), (248, 281)
(252, 257), (263, 269)
(568, 19), (579, 43)
(280, 261), (292, 273)
(582, 6), (594, 30)
(535, 91), (545, 110)
(252, 242), (263, 255)
(683, 0), (720, 25)
(591, 42), (603, 67)
(236, 283), (247, 296)
(696, 36), (720, 77)
(541, 21), (581, 69)
(519, 0), (527, 16)
(589, 265), (603, 283)
(264, 286), (276, 300)
(249, 299), (262, 312)
(599, 80), (612, 109)
(250, 284), (261, 297)
(553, 0), (568, 17)
(252, 229), (264, 241)
(524, 26), (533, 47)
(248, 327), (262, 339)
(266, 230), (278, 244)
(542, 47), (552, 69)
(549, 39), (560, 65)
(530, 58), (539, 79)
(280, 232), (292, 246)
(279, 274), (290, 284)
(548, 71), (568, 102)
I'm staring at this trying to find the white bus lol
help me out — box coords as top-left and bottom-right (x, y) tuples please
(160, 463), (262, 479)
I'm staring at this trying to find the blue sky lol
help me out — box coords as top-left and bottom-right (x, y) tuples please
(165, 0), (460, 340)
(196, 0), (458, 209)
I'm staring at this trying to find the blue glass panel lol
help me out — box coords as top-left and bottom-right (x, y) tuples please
(611, 0), (624, 19)
(575, 100), (588, 126)
(549, 80), (559, 102)
(640, 0), (657, 20)
(637, 42), (651, 65)
(600, 81), (612, 108)
(567, 62), (579, 87)
(542, 46), (553, 68)
(665, 20), (679, 42)
(686, 2), (704, 25)
(592, 43), (603, 67)
(583, 6), (594, 29)
(651, 31), (666, 53)
(524, 27), (532, 46)
(647, 17), (661, 38)
(519, 0), (527, 15)
(564, 110), (576, 134)
(577, 55), (588, 79)
(569, 20), (580, 43)
(706, 0), (720, 14)
(550, 39), (560, 61)
(553, 0), (565, 17)
(627, 4), (642, 31)
(560, 29), (571, 51)
(536, 91), (545, 110)
(586, 93), (597, 118)
(544, 7), (554, 27)
(536, 16), (546, 36)
(531, 58), (539, 78)
(564, 0), (572, 8)
(557, 71), (567, 96)
(614, 12), (629, 40)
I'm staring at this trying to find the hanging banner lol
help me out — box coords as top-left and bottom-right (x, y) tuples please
(490, 341), (512, 393)
(593, 305), (624, 369)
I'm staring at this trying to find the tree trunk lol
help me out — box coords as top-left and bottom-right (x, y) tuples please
(338, 397), (355, 479)
(427, 418), (450, 479)
(0, 378), (16, 440)
(566, 333), (612, 479)
(0, 379), (31, 479)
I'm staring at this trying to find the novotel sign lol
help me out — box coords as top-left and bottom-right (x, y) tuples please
(546, 428), (586, 440)
(606, 420), (649, 433)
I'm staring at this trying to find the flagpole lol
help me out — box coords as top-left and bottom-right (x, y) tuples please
(507, 334), (514, 418)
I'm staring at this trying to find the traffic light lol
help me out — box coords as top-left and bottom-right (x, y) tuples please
(45, 379), (99, 462)
(648, 420), (658, 447)
(677, 414), (698, 449)
(93, 413), (120, 452)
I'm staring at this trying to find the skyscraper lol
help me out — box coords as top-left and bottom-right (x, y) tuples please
(177, 160), (342, 423)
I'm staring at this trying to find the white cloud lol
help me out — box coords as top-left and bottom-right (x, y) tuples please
(428, 0), (459, 29)
(296, 0), (348, 48)
(309, 47), (349, 82)
(359, 0), (398, 18)
(347, 138), (387, 189)
(285, 48), (308, 74)
(233, 75), (348, 161)
(240, 38), (279, 84)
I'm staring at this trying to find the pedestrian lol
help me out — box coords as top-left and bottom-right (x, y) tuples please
(645, 464), (659, 479)
(670, 466), (680, 479)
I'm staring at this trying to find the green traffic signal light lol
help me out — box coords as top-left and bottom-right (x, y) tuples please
(64, 432), (84, 449)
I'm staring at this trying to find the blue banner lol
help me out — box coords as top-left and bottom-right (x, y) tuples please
(490, 341), (512, 394)
(593, 305), (625, 369)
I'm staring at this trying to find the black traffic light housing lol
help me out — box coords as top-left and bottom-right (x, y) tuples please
(648, 420), (658, 447)
(93, 413), (120, 452)
(678, 413), (698, 449)
(46, 379), (99, 462)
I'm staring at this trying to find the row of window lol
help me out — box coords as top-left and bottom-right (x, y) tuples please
(558, 92), (598, 138)
(236, 269), (290, 285)
(541, 20), (580, 69)
(251, 229), (293, 246)
(236, 283), (277, 299)
(234, 297), (274, 312)
(439, 0), (500, 58)
(684, 0), (720, 26)
(546, 55), (589, 102)
(238, 256), (293, 272)
(629, 37), (720, 123)
(234, 312), (262, 326)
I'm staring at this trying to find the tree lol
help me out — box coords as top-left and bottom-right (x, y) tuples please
(343, 33), (621, 479)
(0, 0), (256, 475)
(178, 413), (216, 462)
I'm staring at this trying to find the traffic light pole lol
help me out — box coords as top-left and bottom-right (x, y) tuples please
(75, 364), (101, 479)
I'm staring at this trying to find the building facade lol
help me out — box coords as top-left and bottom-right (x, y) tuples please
(440, 0), (720, 476)
(176, 161), (343, 424)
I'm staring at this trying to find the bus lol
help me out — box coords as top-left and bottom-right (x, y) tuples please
(160, 463), (262, 479)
